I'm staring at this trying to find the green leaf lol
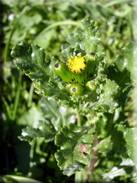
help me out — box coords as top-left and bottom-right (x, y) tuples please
(66, 19), (104, 57)
(89, 78), (119, 113)
(40, 97), (76, 131)
(11, 42), (48, 81)
(96, 136), (113, 156)
(2, 174), (43, 183)
(17, 106), (43, 128)
(111, 125), (129, 159)
(103, 158), (134, 180)
(19, 97), (76, 143)
(96, 3), (113, 19)
(123, 127), (137, 166)
(11, 42), (68, 99)
(27, 0), (45, 6)
(103, 167), (127, 179)
(33, 29), (56, 49)
(18, 14), (42, 29)
(55, 124), (95, 176)
(19, 119), (56, 143)
(99, 79), (119, 112)
(112, 125), (137, 166)
(114, 42), (137, 83)
(131, 176), (137, 183)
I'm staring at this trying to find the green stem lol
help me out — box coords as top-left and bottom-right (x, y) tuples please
(33, 20), (82, 43)
(12, 72), (22, 120)
(27, 83), (34, 108)
(106, 115), (113, 137)
(76, 108), (81, 126)
(104, 0), (131, 8)
(2, 97), (12, 120)
(4, 6), (30, 62)
(127, 10), (134, 40)
(75, 171), (82, 183)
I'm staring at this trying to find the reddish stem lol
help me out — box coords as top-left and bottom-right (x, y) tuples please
(87, 134), (98, 179)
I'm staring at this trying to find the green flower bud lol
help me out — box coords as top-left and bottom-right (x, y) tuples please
(71, 70), (87, 83)
(67, 83), (84, 96)
(85, 80), (96, 91)
(54, 62), (73, 83)
(85, 53), (98, 75)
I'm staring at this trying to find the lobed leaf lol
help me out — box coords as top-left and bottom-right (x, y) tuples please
(123, 127), (137, 166)
(19, 97), (76, 143)
(96, 136), (113, 156)
(111, 125), (137, 166)
(86, 78), (119, 114)
(103, 167), (129, 180)
(111, 125), (128, 159)
(96, 79), (119, 113)
(40, 97), (76, 131)
(11, 42), (48, 80)
(11, 42), (68, 98)
(19, 119), (56, 143)
(66, 19), (104, 57)
(55, 124), (95, 176)
(17, 106), (43, 128)
(114, 42), (137, 84)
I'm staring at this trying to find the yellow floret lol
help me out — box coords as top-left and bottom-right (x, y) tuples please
(67, 56), (86, 73)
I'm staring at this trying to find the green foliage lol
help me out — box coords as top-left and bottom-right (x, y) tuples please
(19, 98), (76, 143)
(10, 16), (137, 183)
(55, 124), (95, 176)
(66, 19), (104, 57)
(115, 42), (137, 82)
(2, 0), (136, 182)
(11, 19), (120, 116)
(2, 174), (43, 183)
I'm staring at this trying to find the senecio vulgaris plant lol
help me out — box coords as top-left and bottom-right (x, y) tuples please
(11, 19), (137, 182)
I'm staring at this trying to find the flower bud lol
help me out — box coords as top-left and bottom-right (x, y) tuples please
(85, 80), (96, 91)
(85, 53), (98, 75)
(54, 62), (73, 82)
(67, 83), (84, 96)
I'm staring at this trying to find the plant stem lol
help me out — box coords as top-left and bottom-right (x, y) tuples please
(75, 109), (82, 182)
(2, 97), (12, 120)
(27, 83), (34, 108)
(4, 6), (30, 62)
(87, 134), (98, 180)
(106, 115), (113, 137)
(33, 20), (82, 43)
(76, 108), (81, 126)
(12, 71), (22, 120)
(104, 0), (131, 8)
(75, 171), (82, 183)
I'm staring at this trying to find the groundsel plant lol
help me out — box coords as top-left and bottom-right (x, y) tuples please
(11, 19), (137, 182)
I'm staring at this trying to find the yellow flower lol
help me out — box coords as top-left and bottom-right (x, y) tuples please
(67, 56), (86, 73)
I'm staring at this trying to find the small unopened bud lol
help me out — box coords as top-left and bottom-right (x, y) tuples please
(67, 83), (84, 96)
(85, 80), (96, 91)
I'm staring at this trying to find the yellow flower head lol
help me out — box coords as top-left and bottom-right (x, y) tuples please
(67, 56), (86, 73)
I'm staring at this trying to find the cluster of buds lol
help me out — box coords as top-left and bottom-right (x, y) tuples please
(54, 53), (98, 96)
